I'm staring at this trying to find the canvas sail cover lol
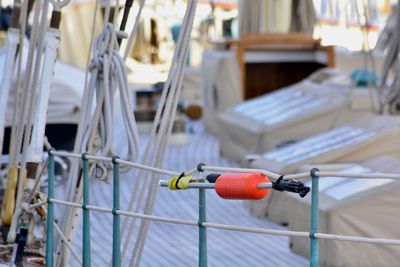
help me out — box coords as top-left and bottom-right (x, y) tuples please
(287, 156), (400, 267)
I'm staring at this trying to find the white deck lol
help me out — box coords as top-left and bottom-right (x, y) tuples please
(68, 124), (308, 266)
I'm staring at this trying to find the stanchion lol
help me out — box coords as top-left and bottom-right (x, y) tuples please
(112, 156), (121, 267)
(198, 164), (207, 267)
(82, 153), (91, 267)
(45, 150), (55, 267)
(309, 168), (320, 267)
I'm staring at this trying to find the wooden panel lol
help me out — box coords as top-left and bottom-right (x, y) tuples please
(244, 62), (326, 99)
(228, 33), (335, 100)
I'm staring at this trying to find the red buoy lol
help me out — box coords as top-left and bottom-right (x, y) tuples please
(215, 173), (269, 200)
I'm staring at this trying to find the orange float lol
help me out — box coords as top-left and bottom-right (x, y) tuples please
(215, 173), (269, 200)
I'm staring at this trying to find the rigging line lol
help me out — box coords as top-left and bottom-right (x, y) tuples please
(129, 1), (198, 265)
(0, 20), (19, 161)
(387, 2), (400, 108)
(120, 0), (194, 259)
(10, 0), (43, 167)
(15, 0), (50, 202)
(121, 0), (195, 250)
(9, 0), (52, 243)
(123, 0), (145, 60)
(327, 0), (376, 130)
(378, 2), (400, 113)
(120, 0), (191, 254)
(60, 3), (140, 264)
(6, 0), (43, 235)
(8, 0), (32, 166)
(22, 0), (67, 232)
(103, 0), (113, 30)
(118, 0), (134, 45)
(64, 0), (100, 201)
(358, 0), (379, 114)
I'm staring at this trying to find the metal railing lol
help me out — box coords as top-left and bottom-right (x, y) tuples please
(40, 149), (400, 267)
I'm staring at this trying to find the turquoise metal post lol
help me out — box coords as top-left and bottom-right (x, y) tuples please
(197, 163), (207, 267)
(112, 156), (121, 267)
(45, 150), (55, 267)
(310, 168), (320, 267)
(82, 153), (91, 267)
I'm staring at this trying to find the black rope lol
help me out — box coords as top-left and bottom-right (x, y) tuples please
(118, 0), (135, 46)
(272, 176), (310, 198)
(174, 172), (186, 190)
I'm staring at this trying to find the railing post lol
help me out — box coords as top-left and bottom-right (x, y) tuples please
(197, 163), (207, 267)
(112, 156), (121, 267)
(45, 149), (55, 267)
(82, 153), (91, 267)
(309, 168), (320, 267)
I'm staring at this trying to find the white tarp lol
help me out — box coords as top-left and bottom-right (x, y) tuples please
(201, 50), (242, 134)
(5, 60), (85, 126)
(247, 114), (400, 224)
(218, 68), (379, 162)
(287, 156), (400, 267)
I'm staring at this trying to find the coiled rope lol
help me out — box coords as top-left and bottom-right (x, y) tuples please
(57, 0), (144, 265)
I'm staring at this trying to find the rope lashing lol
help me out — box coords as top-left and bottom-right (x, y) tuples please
(31, 192), (47, 219)
(272, 176), (310, 198)
(167, 172), (193, 190)
(205, 173), (220, 183)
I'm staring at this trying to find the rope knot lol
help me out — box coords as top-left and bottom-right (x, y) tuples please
(167, 173), (193, 190)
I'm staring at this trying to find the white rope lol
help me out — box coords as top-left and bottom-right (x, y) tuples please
(119, 1), (199, 265)
(10, 0), (45, 166)
(120, 3), (191, 258)
(8, 0), (50, 243)
(53, 221), (82, 265)
(117, 158), (181, 177)
(8, 0), (28, 166)
(65, 6), (139, 203)
(378, 2), (400, 114)
(29, 201), (47, 209)
(63, 21), (139, 202)
(4, 0), (69, 261)
(123, 0), (146, 60)
(327, 0), (380, 130)
(0, 28), (19, 160)
(57, 48), (98, 260)
(59, 1), (143, 264)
